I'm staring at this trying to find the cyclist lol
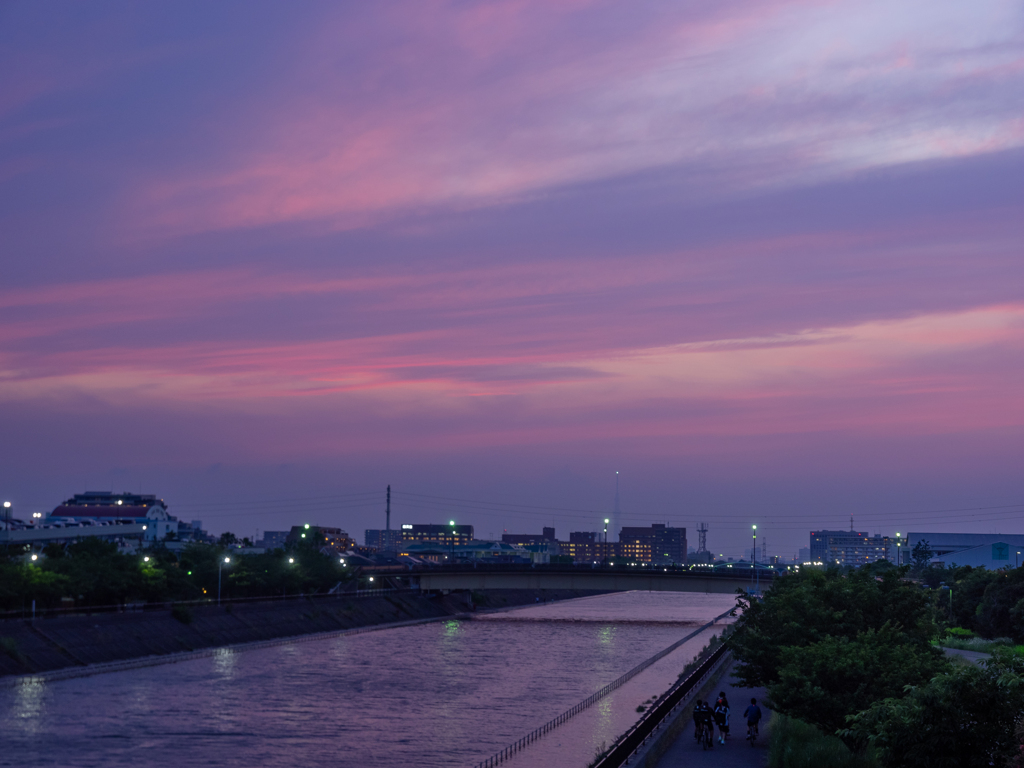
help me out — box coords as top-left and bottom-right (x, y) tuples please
(744, 697), (762, 744)
(692, 699), (714, 748)
(713, 696), (730, 744)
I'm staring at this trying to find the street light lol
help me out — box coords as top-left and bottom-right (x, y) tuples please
(604, 518), (610, 544)
(752, 525), (758, 595)
(218, 556), (231, 606)
(1017, 551), (1021, 569)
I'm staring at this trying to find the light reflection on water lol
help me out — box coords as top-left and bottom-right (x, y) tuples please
(0, 592), (735, 768)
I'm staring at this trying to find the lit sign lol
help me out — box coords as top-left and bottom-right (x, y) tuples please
(402, 524), (413, 530)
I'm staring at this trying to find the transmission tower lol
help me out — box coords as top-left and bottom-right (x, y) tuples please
(697, 522), (708, 553)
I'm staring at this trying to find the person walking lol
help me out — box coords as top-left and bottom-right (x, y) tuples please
(713, 695), (730, 744)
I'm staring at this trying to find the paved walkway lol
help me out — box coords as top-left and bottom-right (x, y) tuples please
(653, 663), (772, 768)
(943, 647), (991, 665)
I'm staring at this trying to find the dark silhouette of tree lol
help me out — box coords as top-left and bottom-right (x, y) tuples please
(911, 539), (933, 570)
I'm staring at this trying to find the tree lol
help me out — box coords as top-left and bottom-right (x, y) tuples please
(847, 648), (1024, 767)
(769, 623), (947, 735)
(217, 531), (239, 548)
(911, 539), (933, 570)
(731, 567), (936, 689)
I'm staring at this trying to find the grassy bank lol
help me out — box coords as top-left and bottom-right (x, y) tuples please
(768, 716), (877, 768)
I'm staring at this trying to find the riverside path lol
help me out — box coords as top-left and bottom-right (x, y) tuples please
(653, 663), (772, 768)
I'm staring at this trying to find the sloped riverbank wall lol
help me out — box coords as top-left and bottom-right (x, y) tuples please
(0, 589), (602, 677)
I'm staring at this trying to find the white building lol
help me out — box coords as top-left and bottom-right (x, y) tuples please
(904, 532), (1024, 569)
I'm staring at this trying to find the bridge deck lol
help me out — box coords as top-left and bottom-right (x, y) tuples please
(410, 566), (767, 594)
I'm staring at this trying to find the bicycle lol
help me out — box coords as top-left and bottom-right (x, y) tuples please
(746, 723), (759, 747)
(697, 721), (714, 750)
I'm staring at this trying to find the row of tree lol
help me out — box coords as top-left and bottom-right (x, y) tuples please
(916, 563), (1024, 642)
(0, 533), (353, 611)
(731, 563), (1024, 767)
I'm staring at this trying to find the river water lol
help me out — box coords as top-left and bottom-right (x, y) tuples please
(0, 592), (736, 768)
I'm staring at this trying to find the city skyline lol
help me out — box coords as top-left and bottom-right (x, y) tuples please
(2, 2), (1022, 556)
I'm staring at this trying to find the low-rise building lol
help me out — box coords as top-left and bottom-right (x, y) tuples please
(904, 532), (1024, 568)
(399, 523), (474, 546)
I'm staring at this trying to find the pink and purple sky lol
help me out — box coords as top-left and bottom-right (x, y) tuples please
(1, 1), (1022, 556)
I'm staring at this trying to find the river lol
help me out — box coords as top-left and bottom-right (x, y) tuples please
(0, 591), (736, 767)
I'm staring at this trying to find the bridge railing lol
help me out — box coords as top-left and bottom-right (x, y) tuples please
(470, 609), (733, 768)
(403, 561), (778, 579)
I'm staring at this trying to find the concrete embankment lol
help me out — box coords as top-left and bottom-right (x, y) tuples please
(0, 588), (603, 678)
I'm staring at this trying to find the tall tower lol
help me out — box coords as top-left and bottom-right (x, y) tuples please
(697, 522), (708, 553)
(612, 471), (621, 543)
(385, 485), (392, 551)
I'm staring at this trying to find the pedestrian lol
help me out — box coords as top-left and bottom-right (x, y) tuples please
(713, 695), (730, 744)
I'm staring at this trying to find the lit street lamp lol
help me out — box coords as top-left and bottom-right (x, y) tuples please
(218, 556), (231, 605)
(604, 518), (610, 544)
(752, 525), (758, 594)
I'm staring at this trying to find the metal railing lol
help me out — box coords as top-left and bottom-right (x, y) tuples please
(591, 644), (731, 767)
(471, 609), (732, 768)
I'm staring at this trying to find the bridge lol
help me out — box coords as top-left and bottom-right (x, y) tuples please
(363, 563), (774, 595)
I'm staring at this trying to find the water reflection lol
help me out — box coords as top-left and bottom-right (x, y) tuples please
(0, 592), (735, 768)
(13, 680), (46, 731)
(213, 647), (237, 678)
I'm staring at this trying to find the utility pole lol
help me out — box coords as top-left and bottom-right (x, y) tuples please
(385, 485), (391, 552)
(752, 525), (758, 595)
(612, 471), (620, 545)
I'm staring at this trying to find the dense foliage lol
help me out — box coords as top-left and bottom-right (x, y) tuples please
(731, 564), (941, 689)
(770, 623), (947, 735)
(733, 564), (1024, 767)
(920, 565), (1024, 642)
(846, 649), (1024, 768)
(0, 532), (353, 611)
(769, 715), (878, 768)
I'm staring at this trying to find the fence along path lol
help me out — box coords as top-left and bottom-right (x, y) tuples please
(471, 608), (734, 768)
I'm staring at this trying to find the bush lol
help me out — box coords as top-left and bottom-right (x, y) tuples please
(846, 648), (1024, 767)
(769, 716), (878, 768)
(945, 627), (975, 638)
(940, 635), (1014, 653)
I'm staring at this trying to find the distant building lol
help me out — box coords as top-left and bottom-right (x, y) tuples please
(569, 531), (597, 543)
(364, 529), (403, 551)
(260, 530), (289, 549)
(502, 527), (556, 547)
(52, 490), (177, 541)
(811, 530), (891, 567)
(560, 539), (618, 564)
(809, 530), (847, 562)
(286, 525), (354, 551)
(399, 523), (474, 546)
(904, 532), (1024, 568)
(798, 547), (810, 562)
(618, 524), (686, 565)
